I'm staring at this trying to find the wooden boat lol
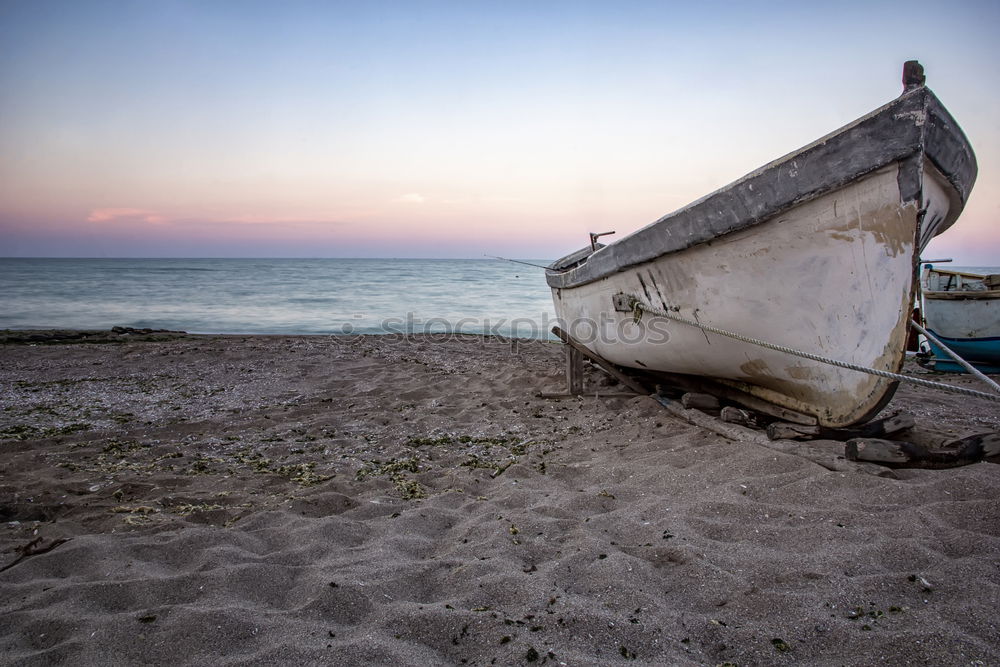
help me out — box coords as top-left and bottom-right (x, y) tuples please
(919, 266), (1000, 373)
(545, 62), (977, 427)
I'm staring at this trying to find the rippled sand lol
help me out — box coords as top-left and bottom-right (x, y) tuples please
(2, 334), (998, 665)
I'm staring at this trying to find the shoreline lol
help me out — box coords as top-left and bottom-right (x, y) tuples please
(0, 328), (561, 343)
(1, 334), (998, 664)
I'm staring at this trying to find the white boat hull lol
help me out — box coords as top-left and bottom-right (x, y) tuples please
(552, 166), (950, 426)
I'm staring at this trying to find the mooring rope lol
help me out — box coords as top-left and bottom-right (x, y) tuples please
(627, 297), (1000, 402)
(483, 255), (551, 269)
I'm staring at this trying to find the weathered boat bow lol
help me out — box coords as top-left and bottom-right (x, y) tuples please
(546, 62), (977, 427)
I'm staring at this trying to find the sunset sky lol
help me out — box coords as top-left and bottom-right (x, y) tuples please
(1, 0), (998, 262)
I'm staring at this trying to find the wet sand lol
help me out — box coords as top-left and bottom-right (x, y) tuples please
(1, 334), (998, 665)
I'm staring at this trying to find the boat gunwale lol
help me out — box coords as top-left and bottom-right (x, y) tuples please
(923, 290), (1000, 301)
(923, 267), (993, 278)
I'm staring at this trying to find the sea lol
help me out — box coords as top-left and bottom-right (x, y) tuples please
(2, 259), (996, 340)
(0, 258), (558, 338)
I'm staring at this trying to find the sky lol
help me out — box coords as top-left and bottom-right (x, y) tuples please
(1, 0), (998, 262)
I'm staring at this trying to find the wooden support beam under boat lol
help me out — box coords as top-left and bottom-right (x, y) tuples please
(767, 423), (822, 441)
(681, 393), (721, 411)
(551, 326), (650, 395)
(565, 344), (584, 395)
(645, 370), (819, 426)
(767, 412), (915, 442)
(719, 406), (767, 430)
(846, 432), (1000, 468)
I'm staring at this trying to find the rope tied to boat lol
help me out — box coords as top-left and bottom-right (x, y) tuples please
(626, 297), (1000, 403)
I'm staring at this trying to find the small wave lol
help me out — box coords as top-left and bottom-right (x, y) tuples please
(285, 297), (340, 305)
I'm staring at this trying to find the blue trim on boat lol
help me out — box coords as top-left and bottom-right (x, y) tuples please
(933, 334), (1000, 343)
(926, 329), (1000, 371)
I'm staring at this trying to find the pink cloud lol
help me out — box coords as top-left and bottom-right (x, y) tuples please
(87, 208), (166, 224)
(396, 193), (425, 204)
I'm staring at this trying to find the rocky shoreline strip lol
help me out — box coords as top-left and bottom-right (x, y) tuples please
(0, 327), (189, 344)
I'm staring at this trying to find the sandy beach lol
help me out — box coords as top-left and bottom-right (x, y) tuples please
(1, 333), (998, 665)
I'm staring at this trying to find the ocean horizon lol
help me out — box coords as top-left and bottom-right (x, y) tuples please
(0, 258), (558, 338)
